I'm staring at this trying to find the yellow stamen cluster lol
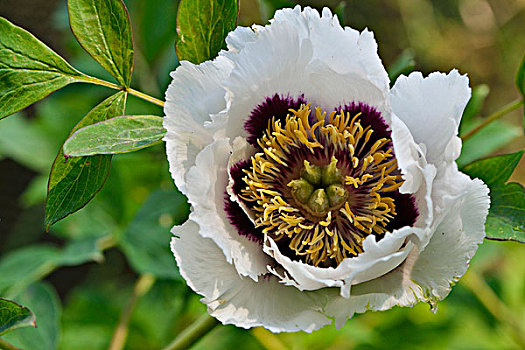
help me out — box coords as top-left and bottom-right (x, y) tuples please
(240, 104), (404, 267)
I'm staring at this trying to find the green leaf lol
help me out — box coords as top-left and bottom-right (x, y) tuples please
(456, 121), (521, 167)
(463, 151), (525, 243)
(516, 52), (525, 96)
(0, 298), (36, 336)
(0, 239), (106, 296)
(0, 17), (85, 120)
(2, 283), (61, 350)
(516, 53), (525, 130)
(68, 0), (134, 87)
(119, 188), (190, 279)
(0, 246), (58, 296)
(459, 84), (490, 135)
(63, 115), (165, 156)
(388, 49), (416, 84)
(176, 0), (239, 64)
(56, 237), (105, 266)
(462, 151), (524, 187)
(45, 92), (127, 229)
(484, 183), (525, 243)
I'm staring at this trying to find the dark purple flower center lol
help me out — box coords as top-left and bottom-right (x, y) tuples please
(224, 94), (418, 267)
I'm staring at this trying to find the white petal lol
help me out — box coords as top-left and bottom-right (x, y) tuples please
(163, 57), (233, 193)
(171, 220), (332, 332)
(274, 7), (389, 92)
(218, 6), (390, 139)
(323, 176), (489, 328)
(412, 177), (489, 300)
(390, 70), (471, 166)
(264, 226), (422, 298)
(226, 137), (258, 222)
(186, 139), (271, 280)
(225, 26), (257, 53)
(391, 113), (436, 229)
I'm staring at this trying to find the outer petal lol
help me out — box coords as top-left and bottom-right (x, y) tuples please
(186, 139), (271, 280)
(218, 6), (391, 139)
(324, 176), (489, 328)
(163, 56), (233, 193)
(390, 70), (471, 166)
(171, 220), (332, 332)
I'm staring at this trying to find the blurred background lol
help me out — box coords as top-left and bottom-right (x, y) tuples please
(0, 0), (524, 349)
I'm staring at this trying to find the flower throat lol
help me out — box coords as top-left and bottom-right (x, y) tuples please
(229, 97), (418, 268)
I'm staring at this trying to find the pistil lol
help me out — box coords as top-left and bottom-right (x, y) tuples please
(288, 156), (348, 215)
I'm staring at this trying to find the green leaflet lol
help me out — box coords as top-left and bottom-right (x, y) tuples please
(119, 189), (189, 279)
(456, 121), (521, 167)
(68, 0), (134, 87)
(463, 151), (525, 243)
(63, 115), (165, 156)
(0, 17), (85, 120)
(1, 283), (61, 350)
(485, 183), (525, 243)
(516, 53), (525, 97)
(176, 0), (238, 64)
(516, 53), (525, 130)
(45, 92), (127, 229)
(0, 298), (36, 336)
(0, 238), (106, 297)
(459, 84), (490, 135)
(462, 151), (524, 188)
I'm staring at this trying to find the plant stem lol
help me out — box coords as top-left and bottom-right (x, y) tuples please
(461, 98), (523, 142)
(79, 75), (165, 108)
(0, 338), (21, 350)
(251, 327), (289, 350)
(108, 274), (156, 350)
(127, 87), (165, 107)
(80, 75), (123, 91)
(462, 271), (525, 348)
(162, 314), (219, 350)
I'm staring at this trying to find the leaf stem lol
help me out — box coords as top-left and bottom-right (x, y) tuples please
(79, 75), (165, 107)
(80, 75), (122, 91)
(461, 98), (523, 142)
(127, 87), (165, 107)
(0, 338), (21, 350)
(162, 313), (219, 350)
(462, 271), (525, 348)
(108, 274), (156, 350)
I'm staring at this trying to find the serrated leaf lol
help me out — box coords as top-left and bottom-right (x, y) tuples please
(63, 115), (165, 156)
(45, 92), (127, 229)
(0, 17), (85, 120)
(463, 151), (525, 243)
(2, 283), (61, 350)
(68, 0), (134, 87)
(0, 298), (36, 336)
(119, 188), (189, 279)
(388, 49), (416, 85)
(176, 0), (238, 64)
(485, 183), (525, 243)
(462, 151), (524, 187)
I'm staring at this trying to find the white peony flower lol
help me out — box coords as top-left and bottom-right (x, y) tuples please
(164, 6), (490, 332)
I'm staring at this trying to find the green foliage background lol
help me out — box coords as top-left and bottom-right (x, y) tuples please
(0, 0), (524, 349)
